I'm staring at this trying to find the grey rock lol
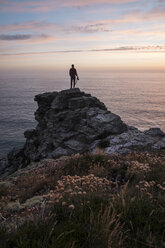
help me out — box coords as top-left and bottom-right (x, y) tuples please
(51, 147), (71, 158)
(65, 139), (87, 152)
(144, 127), (165, 137)
(1, 87), (165, 178)
(105, 128), (165, 154)
(153, 137), (165, 149)
(0, 156), (8, 177)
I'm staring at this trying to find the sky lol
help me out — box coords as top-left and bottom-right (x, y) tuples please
(0, 0), (165, 71)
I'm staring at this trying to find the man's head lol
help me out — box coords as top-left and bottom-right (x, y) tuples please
(72, 64), (74, 68)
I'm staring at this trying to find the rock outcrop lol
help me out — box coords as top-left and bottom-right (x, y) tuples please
(1, 88), (165, 178)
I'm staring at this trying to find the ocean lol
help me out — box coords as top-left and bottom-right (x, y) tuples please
(0, 70), (165, 155)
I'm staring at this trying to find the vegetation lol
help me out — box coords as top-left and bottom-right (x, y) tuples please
(0, 150), (165, 247)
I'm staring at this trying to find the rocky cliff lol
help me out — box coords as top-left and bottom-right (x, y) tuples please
(1, 88), (165, 177)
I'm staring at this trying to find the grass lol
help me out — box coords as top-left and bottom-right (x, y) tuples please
(0, 151), (165, 247)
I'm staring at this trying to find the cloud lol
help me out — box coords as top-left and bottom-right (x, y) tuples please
(0, 21), (61, 33)
(69, 5), (165, 34)
(0, 0), (137, 12)
(58, 0), (136, 8)
(112, 28), (165, 39)
(0, 34), (32, 40)
(0, 21), (110, 35)
(1, 2), (165, 35)
(0, 33), (52, 42)
(0, 1), (165, 43)
(90, 46), (165, 53)
(69, 23), (110, 33)
(1, 45), (165, 56)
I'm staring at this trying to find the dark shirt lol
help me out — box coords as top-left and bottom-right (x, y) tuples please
(69, 68), (77, 78)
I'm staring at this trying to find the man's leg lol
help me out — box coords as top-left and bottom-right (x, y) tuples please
(73, 78), (76, 88)
(71, 78), (72, 88)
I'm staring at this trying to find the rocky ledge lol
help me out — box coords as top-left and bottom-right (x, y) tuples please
(1, 88), (165, 177)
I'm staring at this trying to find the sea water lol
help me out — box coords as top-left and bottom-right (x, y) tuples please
(0, 70), (164, 155)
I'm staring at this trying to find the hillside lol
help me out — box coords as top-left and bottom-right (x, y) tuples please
(0, 88), (165, 247)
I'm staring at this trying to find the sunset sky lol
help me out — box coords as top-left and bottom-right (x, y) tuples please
(0, 0), (165, 71)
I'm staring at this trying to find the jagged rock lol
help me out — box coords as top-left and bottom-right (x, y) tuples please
(105, 128), (158, 154)
(25, 88), (127, 160)
(153, 137), (165, 149)
(144, 127), (165, 137)
(0, 156), (8, 176)
(1, 88), (165, 178)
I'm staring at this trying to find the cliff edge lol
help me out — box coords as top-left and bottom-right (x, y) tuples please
(1, 88), (165, 177)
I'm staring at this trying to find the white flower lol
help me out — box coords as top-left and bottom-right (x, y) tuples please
(68, 204), (75, 210)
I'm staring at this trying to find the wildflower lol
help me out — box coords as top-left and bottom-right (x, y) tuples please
(62, 201), (67, 206)
(68, 204), (75, 210)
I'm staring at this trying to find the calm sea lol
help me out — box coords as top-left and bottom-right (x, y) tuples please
(0, 70), (165, 155)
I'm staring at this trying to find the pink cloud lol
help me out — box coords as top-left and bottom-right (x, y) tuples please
(0, 33), (57, 44)
(0, 21), (60, 33)
(1, 45), (165, 56)
(72, 6), (165, 32)
(1, 5), (165, 37)
(59, 0), (136, 8)
(112, 29), (165, 38)
(1, 3), (165, 38)
(0, 0), (136, 12)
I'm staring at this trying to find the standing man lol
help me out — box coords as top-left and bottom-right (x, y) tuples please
(69, 64), (79, 89)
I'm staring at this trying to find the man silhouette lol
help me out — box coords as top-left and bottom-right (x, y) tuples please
(69, 64), (79, 89)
